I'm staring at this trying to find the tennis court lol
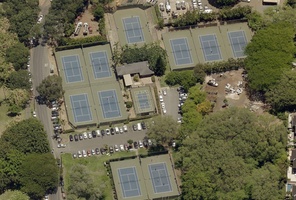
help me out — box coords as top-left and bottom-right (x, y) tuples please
(61, 55), (83, 83)
(199, 34), (222, 61)
(98, 90), (121, 119)
(170, 38), (193, 66)
(228, 31), (247, 58)
(118, 167), (141, 198)
(122, 16), (145, 44)
(70, 94), (92, 123)
(148, 163), (172, 194)
(89, 51), (112, 79)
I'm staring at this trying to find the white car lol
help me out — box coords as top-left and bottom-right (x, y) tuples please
(57, 144), (66, 148)
(82, 150), (87, 157)
(114, 145), (119, 152)
(120, 144), (125, 151)
(159, 2), (165, 11)
(83, 132), (88, 139)
(176, 1), (181, 9)
(138, 140), (143, 148)
(119, 127), (124, 133)
(159, 95), (164, 102)
(123, 125), (128, 132)
(78, 151), (82, 158)
(33, 111), (37, 117)
(44, 195), (49, 200)
(165, 2), (171, 12)
(162, 90), (167, 96)
(37, 15), (43, 24)
(96, 130), (101, 137)
(105, 129), (110, 135)
(88, 132), (92, 139)
(163, 109), (167, 114)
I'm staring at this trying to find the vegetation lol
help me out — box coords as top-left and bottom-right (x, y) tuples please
(0, 119), (58, 199)
(245, 21), (295, 93)
(0, 190), (29, 200)
(5, 43), (29, 71)
(6, 89), (30, 115)
(176, 108), (287, 200)
(37, 75), (64, 102)
(67, 164), (104, 200)
(219, 5), (252, 21)
(116, 43), (167, 76)
(146, 116), (179, 145)
(214, 0), (239, 7)
(165, 70), (199, 92)
(6, 70), (31, 91)
(266, 70), (296, 112)
(2, 0), (40, 43)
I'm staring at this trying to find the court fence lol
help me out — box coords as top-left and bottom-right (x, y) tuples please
(55, 41), (109, 52)
(106, 3), (152, 13)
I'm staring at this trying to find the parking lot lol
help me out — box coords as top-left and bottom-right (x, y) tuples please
(55, 124), (149, 156)
(160, 87), (182, 122)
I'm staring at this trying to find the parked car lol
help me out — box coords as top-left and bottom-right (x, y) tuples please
(165, 1), (171, 12)
(73, 153), (77, 158)
(110, 128), (115, 135)
(82, 150), (87, 157)
(101, 129), (105, 136)
(109, 146), (114, 154)
(91, 130), (97, 138)
(83, 132), (88, 139)
(96, 130), (101, 137)
(79, 133), (83, 140)
(143, 140), (148, 148)
(148, 139), (153, 146)
(120, 144), (124, 151)
(181, 0), (186, 9)
(74, 134), (79, 141)
(176, 1), (181, 9)
(119, 127), (124, 133)
(95, 148), (100, 155)
(91, 149), (96, 155)
(162, 89), (167, 96)
(78, 151), (82, 158)
(159, 2), (165, 11)
(123, 125), (128, 132)
(105, 129), (110, 135)
(141, 122), (146, 129)
(88, 132), (92, 139)
(137, 123), (142, 131)
(114, 145), (119, 152)
(57, 144), (66, 148)
(100, 148), (106, 155)
(138, 140), (143, 148)
(134, 141), (138, 149)
(133, 124), (137, 131)
(115, 127), (120, 134)
(159, 95), (164, 102)
(69, 135), (73, 142)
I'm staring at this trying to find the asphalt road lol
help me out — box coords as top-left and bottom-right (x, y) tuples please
(162, 87), (181, 121)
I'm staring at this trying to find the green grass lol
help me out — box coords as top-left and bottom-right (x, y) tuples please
(62, 151), (136, 200)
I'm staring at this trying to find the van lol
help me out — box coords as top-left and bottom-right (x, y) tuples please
(137, 123), (142, 131)
(115, 127), (119, 134)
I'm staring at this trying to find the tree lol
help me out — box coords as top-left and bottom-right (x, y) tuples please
(176, 108), (287, 199)
(0, 190), (29, 200)
(2, 118), (50, 154)
(165, 71), (198, 92)
(196, 100), (212, 115)
(214, 0), (239, 7)
(266, 70), (296, 112)
(6, 89), (30, 110)
(147, 116), (179, 145)
(6, 70), (31, 91)
(67, 164), (104, 200)
(245, 21), (295, 92)
(19, 153), (59, 199)
(92, 4), (104, 21)
(5, 43), (29, 71)
(154, 56), (166, 76)
(36, 75), (64, 102)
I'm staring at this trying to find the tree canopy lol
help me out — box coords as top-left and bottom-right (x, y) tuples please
(5, 43), (29, 71)
(176, 108), (287, 200)
(146, 116), (179, 145)
(245, 21), (296, 92)
(36, 75), (64, 102)
(165, 70), (198, 92)
(67, 164), (104, 200)
(266, 70), (296, 112)
(6, 70), (31, 91)
(0, 190), (29, 200)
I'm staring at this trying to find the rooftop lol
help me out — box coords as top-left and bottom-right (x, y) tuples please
(116, 61), (154, 77)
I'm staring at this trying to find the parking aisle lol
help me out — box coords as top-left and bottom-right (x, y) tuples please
(162, 87), (182, 121)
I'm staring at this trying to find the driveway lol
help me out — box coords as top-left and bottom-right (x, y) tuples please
(161, 87), (181, 121)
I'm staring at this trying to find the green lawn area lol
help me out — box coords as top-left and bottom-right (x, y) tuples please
(62, 151), (137, 200)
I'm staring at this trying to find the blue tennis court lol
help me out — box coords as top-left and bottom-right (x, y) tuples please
(199, 34), (222, 61)
(137, 90), (152, 112)
(170, 38), (193, 66)
(148, 163), (172, 194)
(98, 90), (121, 119)
(70, 94), (92, 123)
(228, 31), (247, 58)
(61, 55), (83, 83)
(118, 167), (141, 198)
(89, 51), (112, 79)
(122, 17), (144, 44)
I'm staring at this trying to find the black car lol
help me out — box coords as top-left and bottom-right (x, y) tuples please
(69, 135), (73, 141)
(100, 148), (106, 155)
(101, 129), (105, 136)
(74, 134), (79, 141)
(79, 133), (83, 140)
(91, 130), (97, 138)
(95, 148), (100, 155)
(52, 111), (59, 116)
(143, 140), (148, 148)
(133, 141), (138, 149)
(133, 124), (137, 131)
(110, 128), (115, 135)
(141, 122), (146, 129)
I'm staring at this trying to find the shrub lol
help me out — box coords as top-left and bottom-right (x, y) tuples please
(126, 101), (133, 108)
(133, 74), (139, 82)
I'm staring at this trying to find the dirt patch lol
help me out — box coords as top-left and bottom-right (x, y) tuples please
(72, 5), (100, 38)
(204, 69), (264, 113)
